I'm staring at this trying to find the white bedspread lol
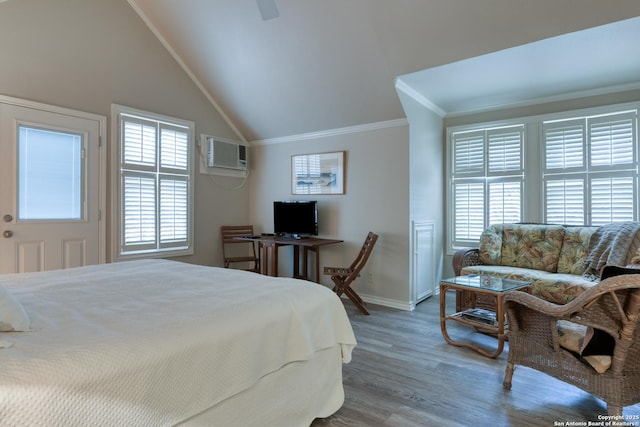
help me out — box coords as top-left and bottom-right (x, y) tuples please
(0, 259), (356, 426)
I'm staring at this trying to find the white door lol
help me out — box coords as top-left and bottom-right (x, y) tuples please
(0, 98), (105, 274)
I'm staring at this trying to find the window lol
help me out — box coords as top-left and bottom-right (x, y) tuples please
(450, 126), (524, 248)
(543, 111), (637, 225)
(447, 103), (639, 252)
(18, 127), (83, 220)
(112, 105), (193, 259)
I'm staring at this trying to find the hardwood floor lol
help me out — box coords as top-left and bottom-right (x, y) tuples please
(312, 294), (640, 427)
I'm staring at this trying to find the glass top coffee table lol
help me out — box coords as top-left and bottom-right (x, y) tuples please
(439, 274), (531, 358)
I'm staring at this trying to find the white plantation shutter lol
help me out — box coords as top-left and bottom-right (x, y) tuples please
(123, 119), (156, 166)
(453, 182), (484, 242)
(489, 181), (521, 224)
(450, 126), (523, 247)
(591, 176), (635, 225)
(543, 110), (637, 225)
(160, 178), (188, 244)
(115, 106), (193, 258)
(453, 131), (484, 176)
(487, 128), (523, 174)
(544, 120), (584, 170)
(589, 113), (635, 168)
(545, 179), (585, 225)
(123, 174), (156, 248)
(160, 126), (189, 170)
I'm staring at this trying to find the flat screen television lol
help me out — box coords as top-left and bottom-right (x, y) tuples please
(273, 200), (318, 237)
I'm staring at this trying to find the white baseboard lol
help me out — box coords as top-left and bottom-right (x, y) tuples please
(352, 293), (415, 312)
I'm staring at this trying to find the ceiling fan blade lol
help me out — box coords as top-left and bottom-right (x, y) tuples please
(256, 0), (280, 21)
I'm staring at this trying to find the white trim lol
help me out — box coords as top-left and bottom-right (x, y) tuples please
(126, 1), (247, 143)
(0, 95), (107, 265)
(355, 293), (415, 312)
(395, 78), (447, 118)
(252, 118), (408, 146)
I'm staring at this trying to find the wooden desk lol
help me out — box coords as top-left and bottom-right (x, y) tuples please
(236, 235), (343, 282)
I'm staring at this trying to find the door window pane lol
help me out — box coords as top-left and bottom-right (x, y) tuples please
(18, 127), (83, 220)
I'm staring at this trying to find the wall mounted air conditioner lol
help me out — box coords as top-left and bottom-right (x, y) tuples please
(206, 136), (247, 171)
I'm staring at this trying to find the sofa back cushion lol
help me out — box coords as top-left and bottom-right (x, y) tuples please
(557, 226), (598, 274)
(500, 224), (565, 272)
(478, 225), (503, 265)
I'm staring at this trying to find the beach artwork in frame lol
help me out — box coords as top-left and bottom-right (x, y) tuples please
(292, 151), (345, 195)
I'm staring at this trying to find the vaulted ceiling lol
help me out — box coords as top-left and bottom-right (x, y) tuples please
(128, 1), (640, 143)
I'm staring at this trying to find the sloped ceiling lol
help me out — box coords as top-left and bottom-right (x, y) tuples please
(128, 0), (640, 143)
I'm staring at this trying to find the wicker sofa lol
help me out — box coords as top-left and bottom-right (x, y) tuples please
(453, 222), (640, 311)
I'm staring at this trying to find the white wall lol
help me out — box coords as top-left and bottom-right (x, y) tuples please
(249, 123), (412, 309)
(0, 0), (249, 267)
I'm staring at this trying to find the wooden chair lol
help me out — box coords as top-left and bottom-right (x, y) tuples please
(503, 265), (640, 416)
(220, 225), (260, 273)
(323, 232), (378, 315)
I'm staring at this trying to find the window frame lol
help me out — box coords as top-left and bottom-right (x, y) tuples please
(111, 104), (194, 261)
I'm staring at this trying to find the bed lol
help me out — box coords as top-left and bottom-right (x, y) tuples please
(0, 259), (356, 426)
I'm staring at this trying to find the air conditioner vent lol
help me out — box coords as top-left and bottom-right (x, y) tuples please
(207, 137), (247, 171)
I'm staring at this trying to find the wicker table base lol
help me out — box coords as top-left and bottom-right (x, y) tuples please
(440, 275), (530, 358)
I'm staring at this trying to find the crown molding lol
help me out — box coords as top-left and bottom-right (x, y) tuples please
(252, 118), (408, 146)
(395, 79), (447, 118)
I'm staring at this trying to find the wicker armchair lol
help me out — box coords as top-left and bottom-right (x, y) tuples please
(503, 265), (640, 416)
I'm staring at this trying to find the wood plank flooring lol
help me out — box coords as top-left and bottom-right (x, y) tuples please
(312, 294), (640, 427)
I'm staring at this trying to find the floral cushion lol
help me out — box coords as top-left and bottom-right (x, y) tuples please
(460, 264), (598, 304)
(556, 226), (598, 274)
(478, 225), (502, 265)
(499, 224), (564, 273)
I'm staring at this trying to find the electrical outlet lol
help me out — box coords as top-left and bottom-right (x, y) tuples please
(367, 272), (373, 284)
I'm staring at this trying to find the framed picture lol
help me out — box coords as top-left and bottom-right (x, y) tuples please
(291, 151), (345, 195)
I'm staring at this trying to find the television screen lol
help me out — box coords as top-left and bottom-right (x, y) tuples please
(273, 201), (318, 237)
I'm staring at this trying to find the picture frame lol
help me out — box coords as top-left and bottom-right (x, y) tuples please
(291, 151), (345, 195)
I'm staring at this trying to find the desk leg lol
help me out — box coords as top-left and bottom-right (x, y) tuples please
(293, 246), (300, 279)
(301, 246), (319, 283)
(260, 244), (269, 275)
(314, 247), (319, 283)
(270, 244), (278, 277)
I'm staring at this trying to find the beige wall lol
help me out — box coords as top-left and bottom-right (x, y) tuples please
(0, 0), (249, 266)
(249, 124), (411, 308)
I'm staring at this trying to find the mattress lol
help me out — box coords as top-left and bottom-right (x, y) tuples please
(0, 259), (356, 426)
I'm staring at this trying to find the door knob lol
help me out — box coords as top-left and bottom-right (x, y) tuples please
(3, 215), (12, 223)
(3, 230), (13, 238)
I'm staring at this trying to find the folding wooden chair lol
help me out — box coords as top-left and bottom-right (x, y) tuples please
(220, 225), (260, 273)
(323, 232), (378, 315)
